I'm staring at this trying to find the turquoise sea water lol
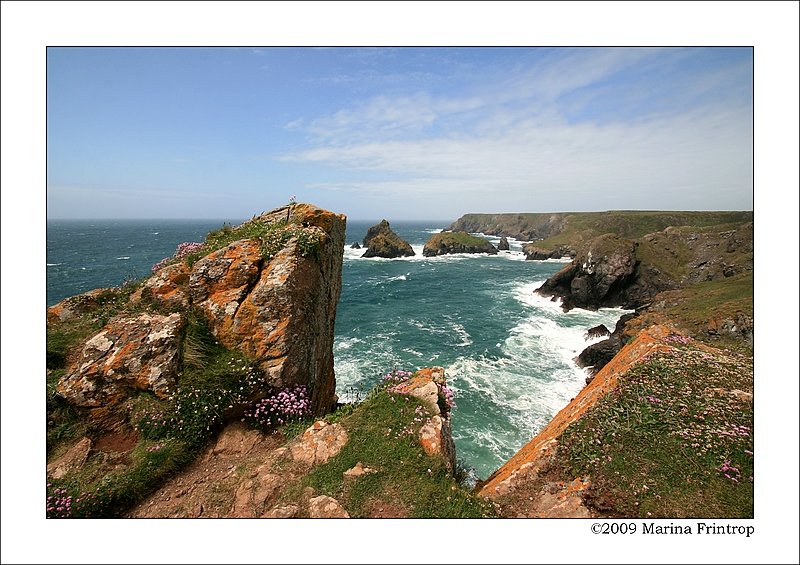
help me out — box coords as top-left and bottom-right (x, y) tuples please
(47, 219), (628, 481)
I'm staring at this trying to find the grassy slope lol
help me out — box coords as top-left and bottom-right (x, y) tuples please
(537, 211), (752, 251)
(278, 387), (495, 518)
(555, 340), (753, 518)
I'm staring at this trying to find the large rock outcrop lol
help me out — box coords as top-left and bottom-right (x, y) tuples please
(536, 234), (639, 310)
(361, 220), (415, 258)
(422, 231), (498, 257)
(522, 244), (575, 261)
(54, 203), (346, 420)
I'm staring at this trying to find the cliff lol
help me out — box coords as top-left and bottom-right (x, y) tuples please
(422, 231), (498, 257)
(536, 220), (754, 312)
(477, 324), (754, 518)
(449, 211), (753, 249)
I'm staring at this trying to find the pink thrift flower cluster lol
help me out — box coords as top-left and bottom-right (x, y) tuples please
(245, 384), (311, 429)
(152, 241), (205, 273)
(46, 485), (74, 518)
(718, 460), (741, 483)
(665, 334), (693, 345)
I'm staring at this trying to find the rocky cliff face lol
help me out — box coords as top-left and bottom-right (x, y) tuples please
(536, 234), (644, 310)
(361, 219), (415, 258)
(52, 203), (346, 422)
(535, 221), (754, 312)
(449, 213), (568, 241)
(422, 231), (498, 257)
(476, 325), (677, 516)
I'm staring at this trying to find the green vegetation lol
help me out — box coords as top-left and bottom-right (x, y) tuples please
(537, 211), (752, 251)
(157, 217), (324, 272)
(280, 384), (496, 518)
(555, 339), (753, 518)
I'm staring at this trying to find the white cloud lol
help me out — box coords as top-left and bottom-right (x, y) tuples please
(278, 48), (752, 215)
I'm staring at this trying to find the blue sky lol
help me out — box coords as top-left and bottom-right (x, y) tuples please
(46, 47), (753, 221)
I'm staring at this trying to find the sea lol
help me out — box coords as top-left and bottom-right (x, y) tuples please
(47, 219), (629, 482)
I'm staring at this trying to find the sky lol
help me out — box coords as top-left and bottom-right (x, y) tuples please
(46, 46), (754, 221)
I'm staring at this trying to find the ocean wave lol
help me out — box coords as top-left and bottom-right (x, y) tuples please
(116, 256), (131, 260)
(47, 263), (63, 267)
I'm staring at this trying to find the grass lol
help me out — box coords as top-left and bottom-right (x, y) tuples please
(554, 340), (753, 518)
(528, 211), (752, 251)
(280, 383), (496, 518)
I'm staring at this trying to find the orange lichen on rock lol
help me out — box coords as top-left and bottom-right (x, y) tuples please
(478, 324), (677, 498)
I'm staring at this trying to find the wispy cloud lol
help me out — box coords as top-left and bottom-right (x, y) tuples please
(279, 48), (752, 214)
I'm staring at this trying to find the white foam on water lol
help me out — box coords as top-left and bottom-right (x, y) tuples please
(47, 263), (63, 267)
(424, 228), (443, 234)
(116, 256), (131, 260)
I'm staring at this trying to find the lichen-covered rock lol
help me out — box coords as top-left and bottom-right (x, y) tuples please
(57, 312), (184, 408)
(308, 495), (349, 518)
(361, 220), (415, 258)
(288, 421), (349, 467)
(188, 204), (345, 415)
(132, 262), (190, 309)
(422, 231), (497, 257)
(47, 288), (120, 324)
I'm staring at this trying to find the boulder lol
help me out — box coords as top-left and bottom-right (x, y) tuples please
(577, 335), (623, 381)
(288, 421), (349, 467)
(131, 262), (189, 309)
(498, 236), (510, 251)
(57, 312), (184, 408)
(586, 324), (610, 339)
(308, 495), (349, 518)
(361, 220), (415, 258)
(422, 231), (498, 257)
(47, 288), (120, 324)
(350, 242), (361, 249)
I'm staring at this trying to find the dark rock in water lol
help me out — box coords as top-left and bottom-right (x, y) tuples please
(586, 324), (610, 339)
(361, 220), (415, 258)
(578, 335), (622, 378)
(498, 236), (510, 251)
(422, 231), (498, 257)
(350, 242), (361, 249)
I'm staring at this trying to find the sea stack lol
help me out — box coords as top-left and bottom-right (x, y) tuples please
(361, 220), (415, 258)
(422, 231), (498, 257)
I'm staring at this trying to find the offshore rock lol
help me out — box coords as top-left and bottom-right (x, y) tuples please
(361, 220), (415, 258)
(422, 231), (498, 257)
(498, 236), (510, 251)
(57, 312), (184, 409)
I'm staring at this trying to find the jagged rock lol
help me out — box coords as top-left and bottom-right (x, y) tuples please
(308, 495), (349, 518)
(586, 324), (610, 339)
(536, 234), (638, 310)
(189, 203), (345, 414)
(498, 236), (510, 251)
(418, 415), (456, 470)
(361, 220), (415, 258)
(578, 335), (623, 380)
(422, 231), (498, 257)
(47, 288), (120, 324)
(350, 242), (361, 249)
(57, 312), (184, 408)
(343, 462), (377, 477)
(289, 421), (348, 467)
(47, 437), (92, 479)
(131, 262), (189, 309)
